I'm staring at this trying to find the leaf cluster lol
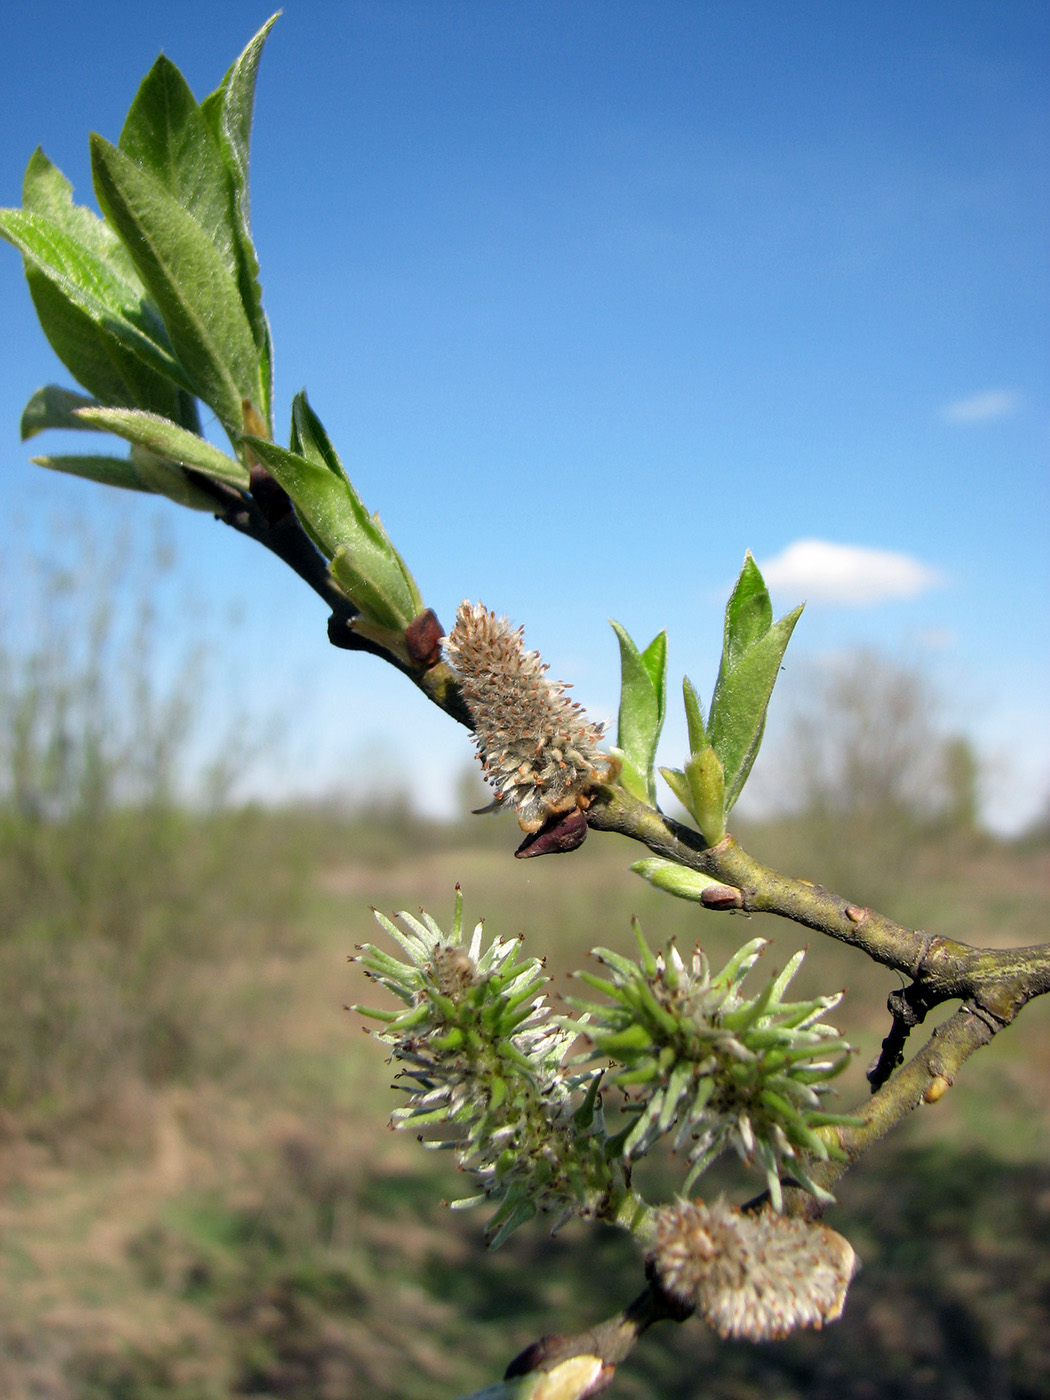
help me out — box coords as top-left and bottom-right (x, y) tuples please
(614, 553), (801, 848)
(1, 22), (276, 475)
(0, 16), (426, 661)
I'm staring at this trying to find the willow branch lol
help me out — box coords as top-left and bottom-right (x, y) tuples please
(586, 785), (1050, 1010)
(196, 482), (1047, 1400)
(185, 499), (1050, 1138)
(769, 999), (1006, 1229)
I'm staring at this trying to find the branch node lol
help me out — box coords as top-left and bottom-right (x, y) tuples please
(969, 998), (1009, 1035)
(910, 930), (936, 979)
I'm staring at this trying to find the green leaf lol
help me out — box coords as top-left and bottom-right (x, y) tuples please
(290, 390), (356, 482)
(658, 766), (693, 814)
(708, 603), (802, 810)
(609, 748), (649, 806)
(329, 546), (419, 636)
(128, 445), (233, 510)
(242, 435), (421, 632)
(682, 675), (706, 751)
(74, 407), (249, 488)
(290, 391), (423, 615)
(611, 622), (667, 804)
(29, 448), (219, 512)
(20, 385), (99, 440)
(119, 25), (277, 428)
(31, 452), (149, 493)
(723, 549), (773, 669)
(629, 858), (726, 903)
(639, 629), (668, 703)
(201, 14), (279, 418)
(119, 54), (240, 283)
(707, 553), (803, 812)
(22, 147), (139, 277)
(684, 745), (726, 844)
(18, 150), (193, 426)
(90, 134), (263, 434)
(0, 204), (192, 401)
(23, 259), (196, 425)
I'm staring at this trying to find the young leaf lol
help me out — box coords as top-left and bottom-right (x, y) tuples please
(722, 549), (773, 669)
(682, 675), (707, 751)
(201, 14), (279, 414)
(243, 435), (422, 632)
(30, 449), (218, 511)
(658, 766), (693, 815)
(0, 206), (190, 397)
(610, 747), (650, 806)
(31, 452), (150, 493)
(23, 258), (194, 425)
(243, 437), (367, 555)
(329, 546), (421, 635)
(289, 391), (423, 616)
(290, 390), (356, 483)
(629, 858), (727, 903)
(128, 446), (233, 511)
(119, 54), (240, 284)
(74, 407), (249, 488)
(708, 602), (803, 811)
(17, 149), (195, 428)
(685, 745), (727, 845)
(22, 146), (141, 277)
(640, 629), (668, 703)
(611, 622), (667, 804)
(21, 386), (100, 440)
(90, 134), (264, 434)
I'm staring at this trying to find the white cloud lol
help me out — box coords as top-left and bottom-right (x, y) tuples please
(759, 539), (945, 605)
(940, 389), (1019, 424)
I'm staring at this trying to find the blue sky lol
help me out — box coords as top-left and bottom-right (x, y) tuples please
(1, 2), (1047, 830)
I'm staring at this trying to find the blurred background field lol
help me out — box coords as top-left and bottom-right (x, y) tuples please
(1, 544), (1048, 1400)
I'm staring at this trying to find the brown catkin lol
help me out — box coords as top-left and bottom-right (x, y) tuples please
(445, 602), (617, 832)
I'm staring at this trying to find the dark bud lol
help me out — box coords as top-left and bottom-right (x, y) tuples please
(700, 883), (743, 910)
(405, 608), (445, 667)
(515, 807), (589, 858)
